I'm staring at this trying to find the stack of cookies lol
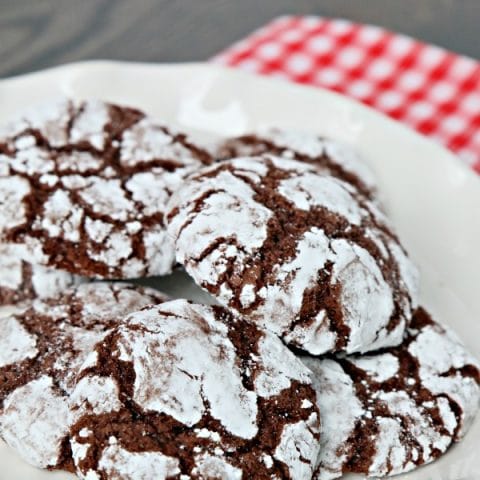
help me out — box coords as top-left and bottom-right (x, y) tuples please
(0, 98), (478, 480)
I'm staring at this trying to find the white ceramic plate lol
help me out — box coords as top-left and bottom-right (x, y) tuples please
(0, 62), (479, 480)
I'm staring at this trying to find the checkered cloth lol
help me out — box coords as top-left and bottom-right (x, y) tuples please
(212, 16), (480, 174)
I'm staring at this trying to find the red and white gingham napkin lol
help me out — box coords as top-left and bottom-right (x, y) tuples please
(212, 16), (480, 174)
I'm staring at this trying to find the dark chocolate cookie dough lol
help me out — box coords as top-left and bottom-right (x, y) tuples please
(166, 156), (418, 355)
(0, 282), (167, 469)
(216, 129), (377, 198)
(0, 243), (83, 305)
(69, 300), (321, 480)
(0, 98), (211, 278)
(302, 307), (480, 479)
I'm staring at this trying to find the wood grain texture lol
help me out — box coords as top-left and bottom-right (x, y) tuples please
(0, 0), (479, 78)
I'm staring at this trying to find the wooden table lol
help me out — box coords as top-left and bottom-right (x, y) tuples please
(0, 0), (478, 78)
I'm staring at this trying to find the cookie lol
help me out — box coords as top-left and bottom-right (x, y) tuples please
(166, 156), (419, 355)
(69, 299), (321, 480)
(302, 307), (480, 479)
(0, 282), (167, 470)
(217, 129), (377, 199)
(0, 243), (83, 305)
(0, 98), (211, 278)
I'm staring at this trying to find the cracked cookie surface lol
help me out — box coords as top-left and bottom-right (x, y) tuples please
(302, 307), (480, 479)
(166, 156), (418, 355)
(0, 243), (83, 305)
(216, 129), (377, 199)
(0, 282), (167, 470)
(69, 299), (321, 480)
(0, 98), (211, 278)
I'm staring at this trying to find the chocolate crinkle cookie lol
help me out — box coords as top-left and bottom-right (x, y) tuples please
(302, 307), (480, 479)
(0, 98), (211, 279)
(216, 128), (377, 199)
(0, 282), (168, 470)
(166, 156), (419, 355)
(0, 243), (83, 305)
(69, 299), (321, 480)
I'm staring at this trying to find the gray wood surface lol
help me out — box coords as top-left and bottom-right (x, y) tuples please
(0, 0), (479, 78)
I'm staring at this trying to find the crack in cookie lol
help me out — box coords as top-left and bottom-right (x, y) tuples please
(0, 282), (167, 470)
(166, 156), (419, 355)
(0, 98), (211, 278)
(216, 129), (377, 199)
(301, 307), (480, 478)
(69, 300), (321, 480)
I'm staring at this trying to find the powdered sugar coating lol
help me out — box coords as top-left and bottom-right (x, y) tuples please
(192, 453), (242, 479)
(1, 376), (73, 468)
(167, 156), (418, 355)
(0, 282), (168, 469)
(87, 441), (181, 480)
(216, 128), (377, 198)
(274, 417), (321, 479)
(0, 98), (211, 278)
(301, 307), (480, 478)
(0, 316), (37, 367)
(69, 299), (320, 479)
(118, 305), (259, 438)
(0, 175), (30, 232)
(0, 243), (83, 305)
